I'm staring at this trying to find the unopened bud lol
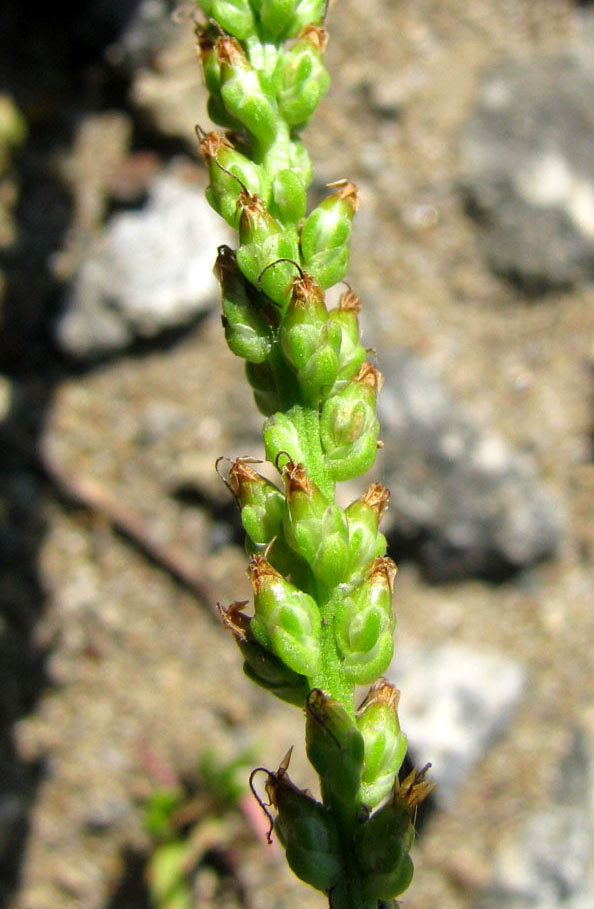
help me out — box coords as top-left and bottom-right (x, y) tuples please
(327, 288), (367, 386)
(216, 36), (277, 149)
(334, 557), (396, 684)
(248, 554), (322, 678)
(320, 363), (382, 481)
(344, 482), (389, 580)
(226, 457), (285, 544)
(269, 169), (308, 226)
(305, 689), (365, 811)
(300, 181), (359, 288)
(281, 460), (349, 586)
(275, 25), (330, 128)
(356, 680), (408, 809)
(263, 412), (307, 468)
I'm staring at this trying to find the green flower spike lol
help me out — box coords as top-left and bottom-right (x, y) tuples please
(195, 1), (432, 903)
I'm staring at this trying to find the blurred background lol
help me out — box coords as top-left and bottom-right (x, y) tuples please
(1, 0), (594, 906)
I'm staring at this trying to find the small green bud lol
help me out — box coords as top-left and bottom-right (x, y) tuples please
(248, 554), (322, 678)
(199, 132), (263, 229)
(300, 181), (359, 288)
(321, 362), (382, 481)
(218, 601), (309, 706)
(356, 680), (408, 809)
(215, 245), (273, 362)
(226, 456), (285, 544)
(334, 557), (396, 685)
(305, 689), (365, 811)
(288, 138), (314, 189)
(235, 191), (300, 305)
(258, 0), (298, 41)
(263, 411), (307, 467)
(281, 460), (349, 587)
(216, 36), (278, 150)
(269, 169), (308, 227)
(265, 753), (342, 892)
(287, 0), (328, 34)
(344, 481), (390, 580)
(196, 25), (223, 96)
(327, 287), (367, 387)
(203, 0), (256, 42)
(275, 25), (330, 129)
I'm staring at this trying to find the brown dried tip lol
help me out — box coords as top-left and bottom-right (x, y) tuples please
(214, 244), (238, 281)
(197, 130), (233, 163)
(298, 24), (329, 52)
(327, 179), (359, 213)
(238, 189), (267, 227)
(338, 287), (362, 313)
(354, 362), (384, 394)
(196, 26), (215, 62)
(281, 460), (313, 498)
(227, 457), (263, 499)
(357, 678), (400, 713)
(247, 553), (283, 591)
(217, 600), (251, 641)
(215, 34), (246, 67)
(368, 556), (398, 592)
(360, 481), (390, 522)
(290, 270), (325, 308)
(394, 763), (436, 815)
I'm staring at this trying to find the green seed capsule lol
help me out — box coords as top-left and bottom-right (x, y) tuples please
(334, 557), (396, 685)
(275, 25), (330, 129)
(300, 181), (359, 288)
(216, 36), (278, 150)
(327, 288), (367, 387)
(344, 482), (390, 581)
(265, 756), (342, 892)
(219, 601), (309, 706)
(248, 554), (322, 679)
(321, 362), (382, 481)
(281, 460), (349, 587)
(356, 680), (408, 810)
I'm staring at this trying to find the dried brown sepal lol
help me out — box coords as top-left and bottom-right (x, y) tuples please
(217, 600), (251, 641)
(197, 129), (234, 163)
(338, 286), (362, 313)
(298, 23), (329, 52)
(326, 179), (359, 213)
(355, 362), (384, 395)
(247, 553), (284, 591)
(393, 763), (436, 816)
(360, 481), (390, 522)
(357, 677), (400, 714)
(281, 460), (313, 498)
(215, 34), (247, 68)
(289, 270), (326, 308)
(368, 556), (398, 593)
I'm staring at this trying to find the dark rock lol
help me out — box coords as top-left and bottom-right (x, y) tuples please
(377, 350), (562, 581)
(460, 52), (594, 293)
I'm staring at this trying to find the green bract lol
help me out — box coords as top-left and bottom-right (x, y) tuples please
(196, 1), (432, 904)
